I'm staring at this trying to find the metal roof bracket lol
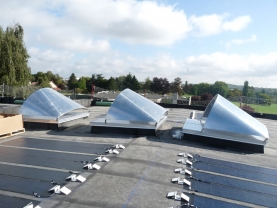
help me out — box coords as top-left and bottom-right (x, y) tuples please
(113, 144), (125, 149)
(106, 149), (119, 154)
(178, 153), (193, 159)
(94, 156), (110, 162)
(174, 168), (192, 176)
(185, 160), (193, 166)
(171, 177), (191, 186)
(48, 185), (71, 195)
(23, 203), (41, 208)
(166, 191), (190, 202)
(66, 174), (86, 182)
(84, 163), (101, 170)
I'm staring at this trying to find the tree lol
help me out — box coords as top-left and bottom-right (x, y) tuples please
(197, 83), (210, 95)
(142, 77), (151, 91)
(190, 85), (198, 95)
(242, 81), (249, 96)
(52, 74), (63, 85)
(107, 77), (117, 90)
(150, 77), (170, 94)
(210, 81), (228, 97)
(131, 75), (140, 91)
(171, 77), (183, 95)
(68, 73), (78, 89)
(37, 74), (51, 88)
(57, 83), (66, 90)
(46, 71), (54, 81)
(123, 73), (133, 89)
(228, 88), (242, 97)
(95, 74), (108, 89)
(201, 92), (213, 100)
(77, 77), (86, 90)
(248, 86), (255, 97)
(183, 81), (189, 93)
(115, 76), (125, 91)
(0, 23), (31, 86)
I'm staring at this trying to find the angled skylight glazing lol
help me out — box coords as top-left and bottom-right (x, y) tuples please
(20, 88), (89, 123)
(106, 89), (168, 126)
(183, 94), (269, 146)
(202, 94), (268, 141)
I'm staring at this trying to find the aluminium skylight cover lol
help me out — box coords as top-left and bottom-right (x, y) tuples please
(106, 89), (168, 125)
(20, 88), (88, 122)
(201, 94), (268, 141)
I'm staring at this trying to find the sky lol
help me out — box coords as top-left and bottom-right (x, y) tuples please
(1, 0), (277, 87)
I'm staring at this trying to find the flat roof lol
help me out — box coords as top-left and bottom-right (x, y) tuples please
(0, 106), (276, 208)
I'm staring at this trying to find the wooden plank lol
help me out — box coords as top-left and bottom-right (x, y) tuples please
(0, 128), (25, 140)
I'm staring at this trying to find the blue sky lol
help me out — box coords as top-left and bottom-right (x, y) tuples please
(1, 0), (277, 87)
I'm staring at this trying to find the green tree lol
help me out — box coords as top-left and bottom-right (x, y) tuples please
(210, 81), (228, 97)
(107, 77), (117, 90)
(171, 77), (183, 95)
(183, 81), (189, 93)
(248, 86), (255, 97)
(142, 77), (151, 91)
(131, 75), (140, 91)
(260, 93), (272, 105)
(77, 77), (86, 90)
(46, 71), (54, 81)
(68, 73), (78, 89)
(242, 81), (249, 96)
(52, 74), (63, 85)
(191, 85), (198, 95)
(197, 82), (210, 95)
(123, 73), (133, 89)
(37, 74), (50, 88)
(150, 77), (170, 94)
(115, 76), (125, 91)
(0, 23), (31, 86)
(228, 88), (242, 97)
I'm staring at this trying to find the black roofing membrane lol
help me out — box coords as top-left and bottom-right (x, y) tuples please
(184, 178), (277, 207)
(193, 155), (277, 176)
(0, 146), (97, 162)
(191, 162), (277, 184)
(0, 151), (84, 170)
(191, 170), (277, 196)
(0, 175), (52, 197)
(2, 137), (111, 154)
(181, 193), (249, 208)
(0, 163), (69, 183)
(0, 194), (40, 208)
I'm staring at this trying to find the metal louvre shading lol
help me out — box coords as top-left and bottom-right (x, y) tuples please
(182, 94), (269, 152)
(20, 88), (89, 124)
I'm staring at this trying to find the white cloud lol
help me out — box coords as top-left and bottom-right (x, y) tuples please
(225, 34), (257, 48)
(189, 14), (252, 36)
(28, 47), (277, 88)
(222, 16), (252, 31)
(2, 0), (272, 88)
(61, 0), (191, 45)
(0, 0), (252, 49)
(28, 47), (75, 74)
(0, 0), (191, 46)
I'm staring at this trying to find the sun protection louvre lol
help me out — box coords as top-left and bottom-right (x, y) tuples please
(20, 88), (89, 123)
(182, 94), (269, 151)
(105, 88), (168, 126)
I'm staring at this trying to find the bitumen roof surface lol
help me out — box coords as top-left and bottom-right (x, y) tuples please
(0, 106), (277, 208)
